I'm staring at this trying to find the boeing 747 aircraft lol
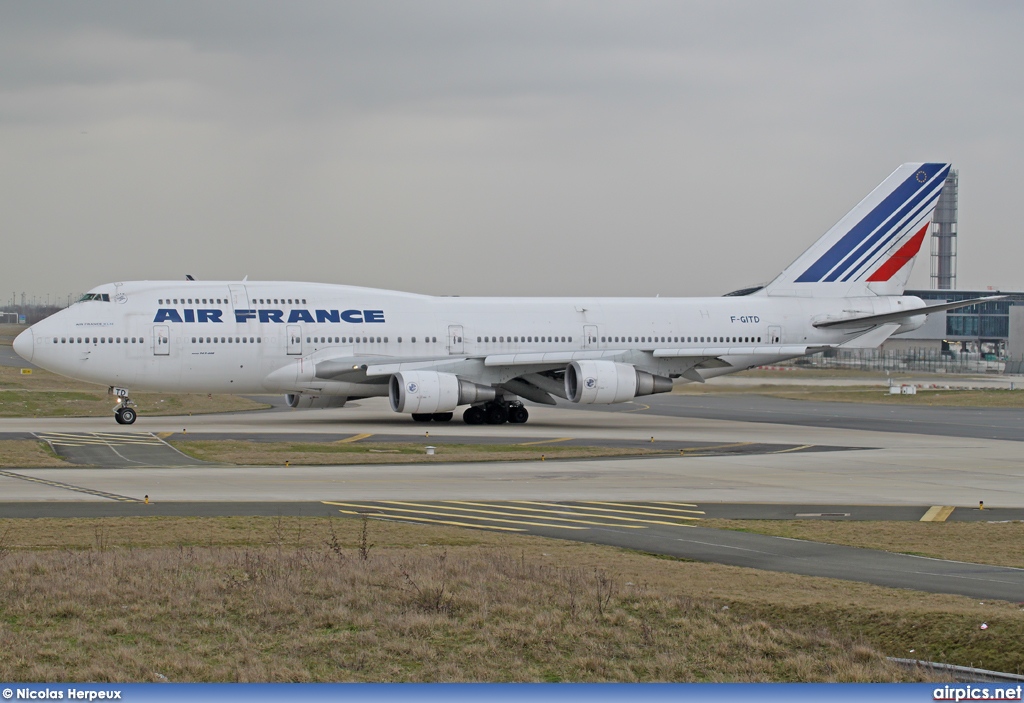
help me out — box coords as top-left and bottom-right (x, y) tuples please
(14, 162), (995, 425)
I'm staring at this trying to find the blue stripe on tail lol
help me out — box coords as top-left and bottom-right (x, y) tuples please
(795, 163), (948, 283)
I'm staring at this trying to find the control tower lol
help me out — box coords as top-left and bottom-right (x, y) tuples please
(930, 169), (958, 290)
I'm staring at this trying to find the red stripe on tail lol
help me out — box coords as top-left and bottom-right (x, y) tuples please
(866, 223), (929, 282)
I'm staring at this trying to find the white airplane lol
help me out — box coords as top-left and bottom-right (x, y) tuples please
(14, 162), (996, 426)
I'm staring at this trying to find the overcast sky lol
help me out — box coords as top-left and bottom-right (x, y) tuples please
(2, 1), (1022, 304)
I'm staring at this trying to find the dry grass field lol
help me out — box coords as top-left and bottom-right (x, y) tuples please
(703, 519), (1024, 569)
(0, 439), (69, 467)
(8, 516), (1019, 682)
(0, 365), (269, 417)
(170, 440), (665, 466)
(0, 323), (25, 346)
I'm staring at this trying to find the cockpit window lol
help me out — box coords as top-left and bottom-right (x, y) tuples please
(78, 293), (111, 302)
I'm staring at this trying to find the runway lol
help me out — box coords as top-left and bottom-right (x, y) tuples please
(2, 396), (1023, 600)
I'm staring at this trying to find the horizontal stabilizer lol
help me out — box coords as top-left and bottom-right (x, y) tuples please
(838, 323), (900, 349)
(813, 296), (1005, 329)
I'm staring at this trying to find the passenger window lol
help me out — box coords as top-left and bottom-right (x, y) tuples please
(411, 337), (416, 343)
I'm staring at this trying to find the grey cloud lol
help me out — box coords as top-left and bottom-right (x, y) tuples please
(1, 1), (1022, 300)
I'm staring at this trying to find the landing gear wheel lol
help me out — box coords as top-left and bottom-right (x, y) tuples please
(508, 405), (529, 424)
(412, 413), (433, 422)
(116, 407), (137, 425)
(484, 403), (508, 425)
(463, 406), (485, 425)
(431, 412), (453, 422)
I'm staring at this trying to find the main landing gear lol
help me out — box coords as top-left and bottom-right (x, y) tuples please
(462, 401), (528, 426)
(113, 398), (138, 425)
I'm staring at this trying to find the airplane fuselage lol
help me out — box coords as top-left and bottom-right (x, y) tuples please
(18, 280), (921, 396)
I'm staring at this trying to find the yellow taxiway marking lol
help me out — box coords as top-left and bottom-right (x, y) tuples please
(336, 433), (373, 444)
(512, 501), (704, 521)
(771, 444), (813, 454)
(920, 505), (956, 522)
(574, 500), (704, 517)
(449, 500), (676, 527)
(322, 505), (522, 531)
(156, 432), (174, 439)
(678, 441), (753, 455)
(36, 432), (164, 447)
(381, 500), (640, 528)
(322, 501), (588, 530)
(650, 501), (700, 508)
(621, 403), (651, 413)
(517, 437), (573, 446)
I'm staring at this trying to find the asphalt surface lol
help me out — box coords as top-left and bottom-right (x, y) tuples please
(590, 393), (1024, 442)
(0, 345), (33, 368)
(9, 429), (854, 467)
(2, 393), (1023, 600)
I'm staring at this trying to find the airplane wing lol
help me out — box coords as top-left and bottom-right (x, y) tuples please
(310, 344), (833, 402)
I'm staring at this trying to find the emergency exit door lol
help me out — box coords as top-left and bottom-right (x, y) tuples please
(287, 325), (302, 355)
(153, 326), (170, 355)
(448, 325), (464, 354)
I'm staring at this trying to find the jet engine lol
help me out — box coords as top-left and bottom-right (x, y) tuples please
(389, 371), (496, 414)
(564, 360), (673, 404)
(286, 393), (348, 409)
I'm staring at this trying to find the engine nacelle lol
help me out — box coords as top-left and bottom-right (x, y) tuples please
(389, 371), (496, 414)
(565, 360), (673, 404)
(286, 393), (348, 409)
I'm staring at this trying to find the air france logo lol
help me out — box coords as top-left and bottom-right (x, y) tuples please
(153, 308), (385, 324)
(407, 382), (418, 394)
(584, 377), (597, 390)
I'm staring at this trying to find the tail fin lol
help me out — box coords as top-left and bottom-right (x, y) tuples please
(763, 162), (951, 298)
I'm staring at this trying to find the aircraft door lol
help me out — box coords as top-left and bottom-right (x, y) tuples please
(448, 325), (464, 355)
(582, 325), (598, 350)
(768, 325), (782, 344)
(228, 284), (249, 309)
(287, 325), (302, 355)
(153, 325), (170, 356)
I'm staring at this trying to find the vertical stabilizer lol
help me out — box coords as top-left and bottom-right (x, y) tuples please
(763, 163), (951, 297)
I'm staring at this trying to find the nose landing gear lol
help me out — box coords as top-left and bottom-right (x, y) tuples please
(113, 398), (138, 425)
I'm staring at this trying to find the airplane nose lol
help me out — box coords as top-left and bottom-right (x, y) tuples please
(13, 328), (34, 363)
